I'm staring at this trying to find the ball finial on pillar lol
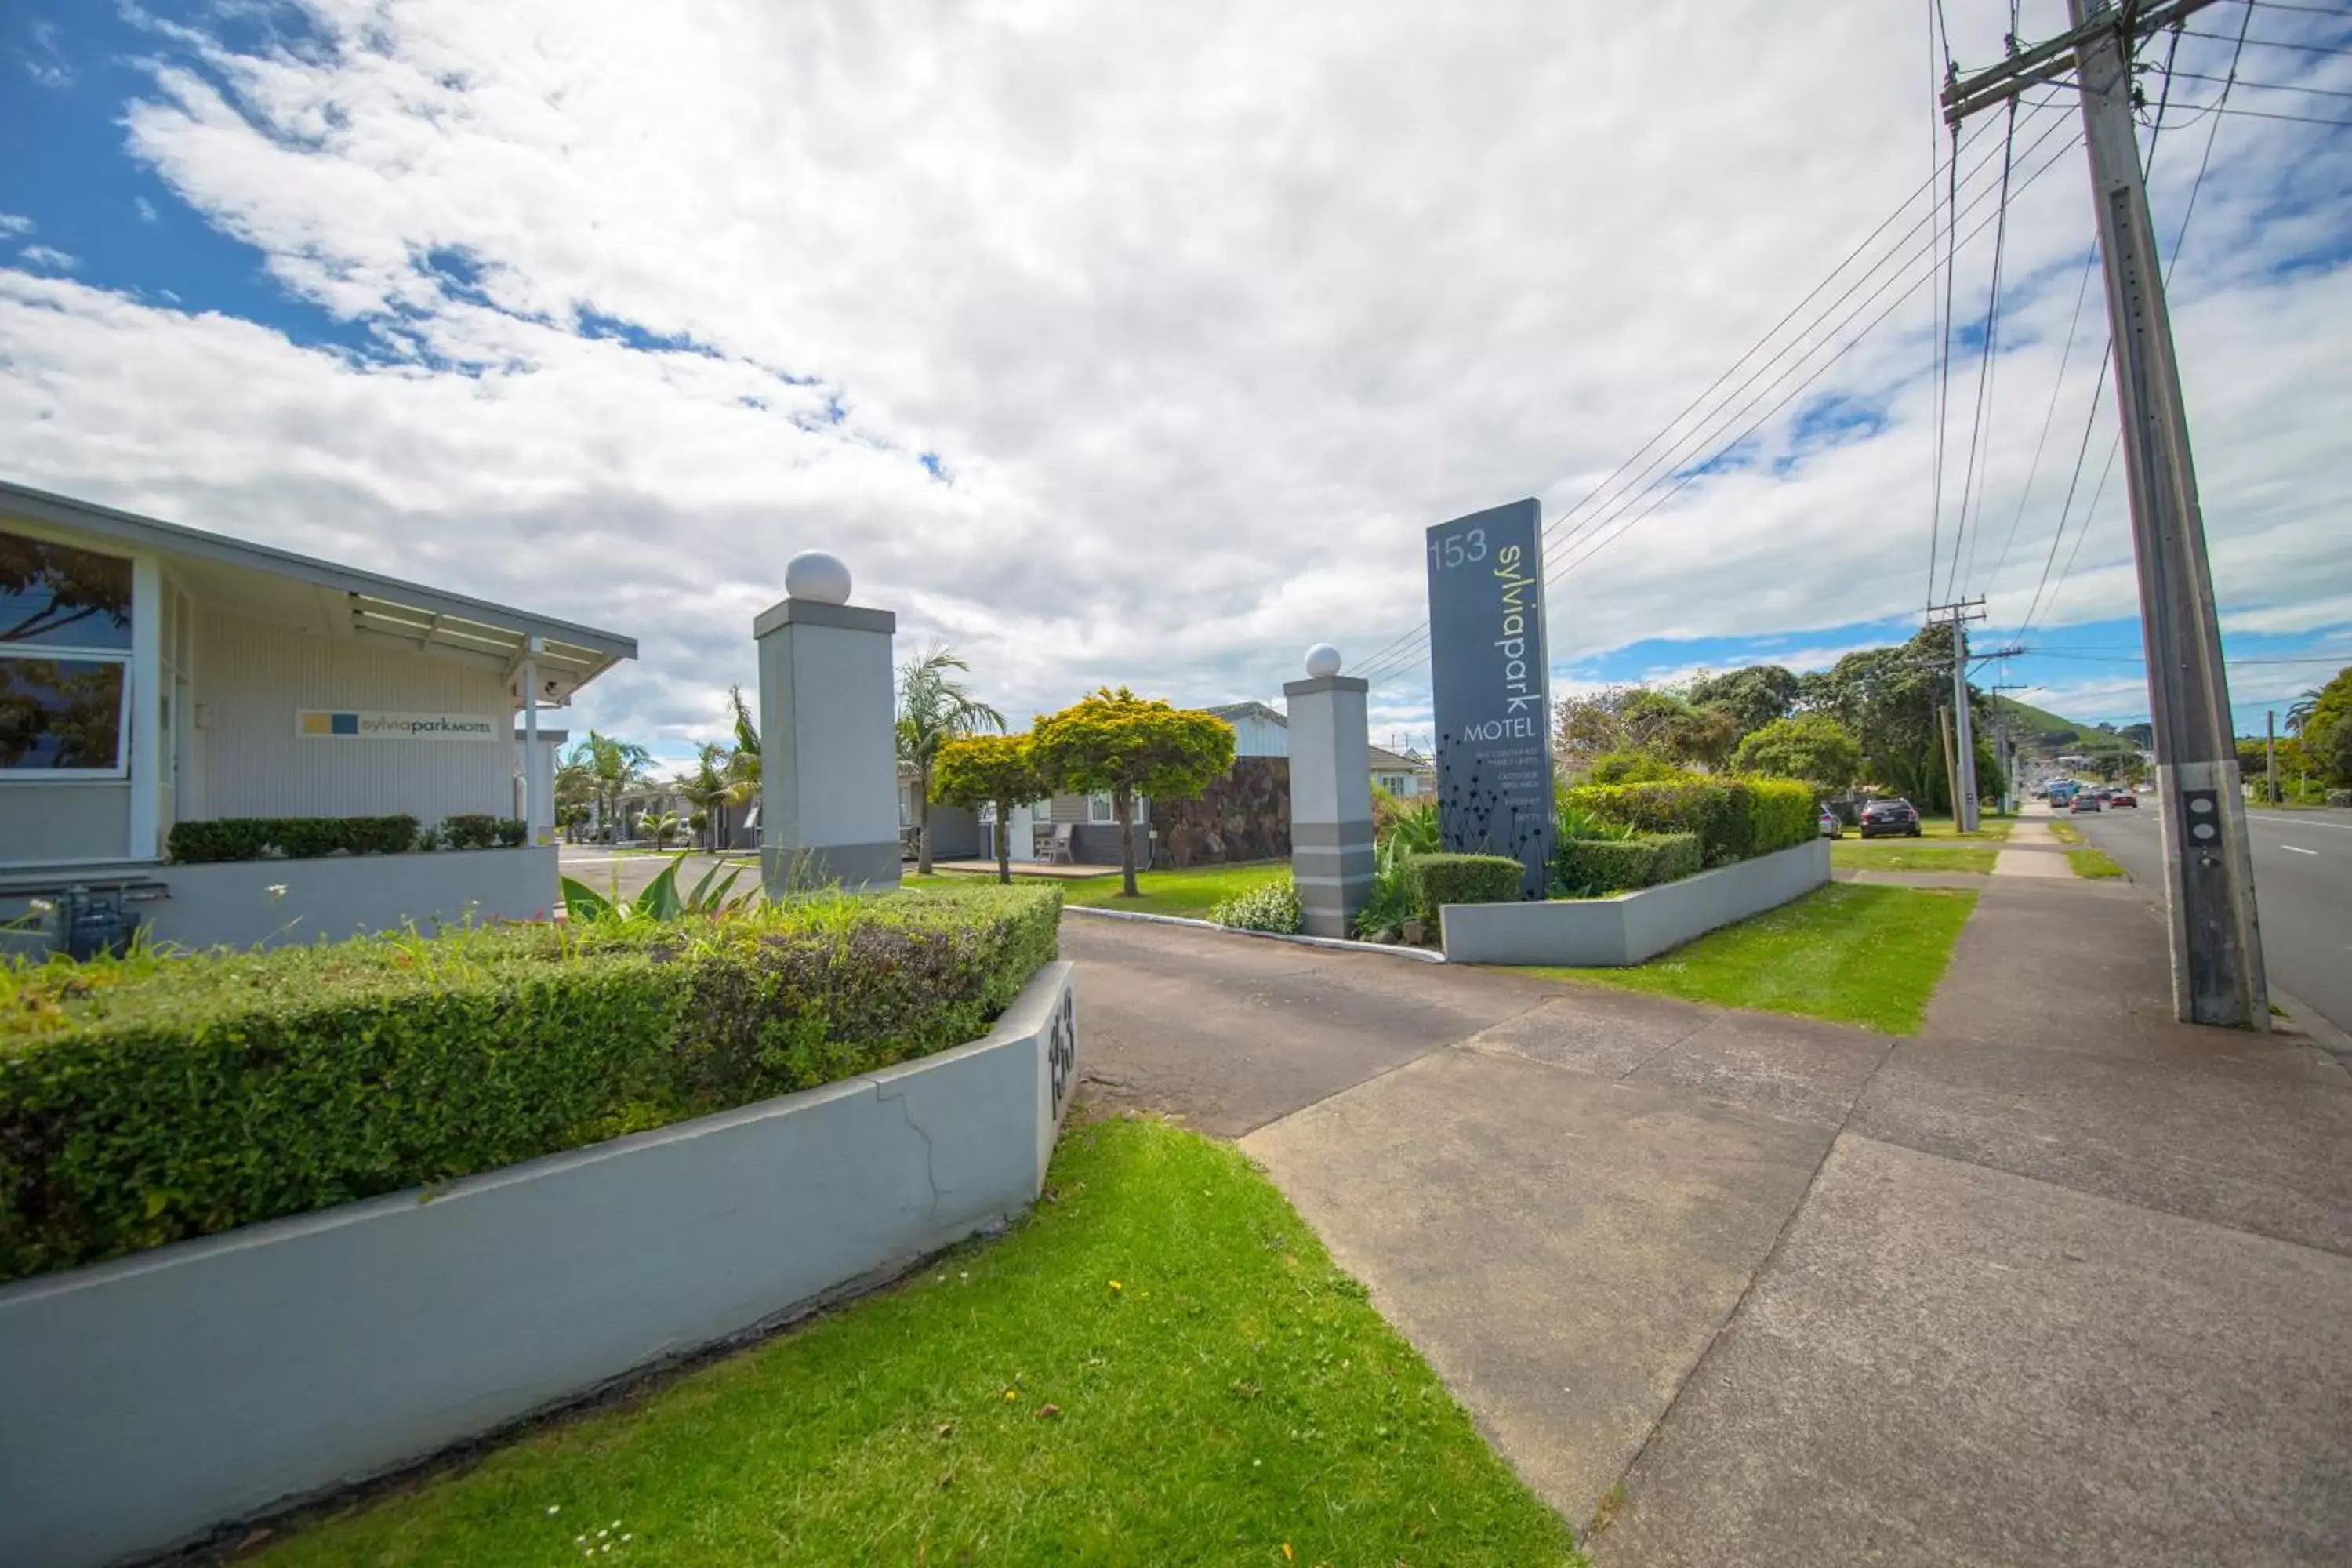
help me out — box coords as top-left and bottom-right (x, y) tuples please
(1304, 643), (1343, 679)
(785, 550), (853, 605)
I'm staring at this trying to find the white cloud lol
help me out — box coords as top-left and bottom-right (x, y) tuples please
(16, 245), (78, 272)
(1, 0), (2345, 746)
(0, 214), (32, 236)
(133, 197), (159, 224)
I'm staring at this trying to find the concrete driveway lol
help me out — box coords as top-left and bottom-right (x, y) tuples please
(1060, 891), (2352, 1566)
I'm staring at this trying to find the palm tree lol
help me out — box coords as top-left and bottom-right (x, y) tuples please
(680, 742), (737, 852)
(2286, 688), (2322, 735)
(895, 647), (1004, 875)
(566, 731), (655, 842)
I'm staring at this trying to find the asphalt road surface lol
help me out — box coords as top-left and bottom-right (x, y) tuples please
(2074, 804), (2352, 1037)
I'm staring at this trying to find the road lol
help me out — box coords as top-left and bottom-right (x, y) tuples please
(2074, 804), (2352, 1037)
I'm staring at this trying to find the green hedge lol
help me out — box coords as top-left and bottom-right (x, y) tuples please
(168, 815), (429, 862)
(1553, 832), (1702, 896)
(1407, 853), (1524, 938)
(1564, 778), (1817, 868)
(0, 886), (1060, 1284)
(437, 813), (528, 851)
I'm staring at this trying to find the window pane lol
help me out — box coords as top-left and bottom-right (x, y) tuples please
(1, 531), (134, 650)
(0, 656), (126, 769)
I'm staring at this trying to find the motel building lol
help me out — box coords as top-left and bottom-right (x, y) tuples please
(2, 481), (637, 956)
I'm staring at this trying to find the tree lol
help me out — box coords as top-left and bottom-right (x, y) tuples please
(1031, 687), (1237, 898)
(931, 733), (1047, 884)
(1687, 665), (1800, 739)
(1552, 685), (1639, 773)
(639, 811), (683, 850)
(895, 648), (1004, 876)
(2292, 666), (2352, 786)
(564, 731), (654, 841)
(1798, 623), (1991, 813)
(1620, 690), (1739, 769)
(1733, 713), (1863, 795)
(680, 742), (737, 851)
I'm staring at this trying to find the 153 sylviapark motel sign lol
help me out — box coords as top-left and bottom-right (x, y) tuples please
(1425, 499), (1553, 898)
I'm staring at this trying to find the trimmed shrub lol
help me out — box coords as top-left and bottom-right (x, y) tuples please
(0, 886), (1060, 1284)
(163, 818), (274, 864)
(165, 815), (423, 864)
(1566, 777), (1817, 868)
(1553, 832), (1702, 896)
(1407, 853), (1524, 938)
(439, 814), (526, 851)
(1745, 779), (1817, 857)
(1587, 750), (1686, 785)
(1209, 879), (1303, 934)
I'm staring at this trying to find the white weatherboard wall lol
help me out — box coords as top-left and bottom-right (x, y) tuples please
(0, 962), (1078, 1568)
(196, 609), (511, 823)
(1442, 839), (1831, 967)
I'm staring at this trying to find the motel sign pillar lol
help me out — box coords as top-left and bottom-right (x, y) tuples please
(753, 552), (902, 895)
(1285, 644), (1374, 938)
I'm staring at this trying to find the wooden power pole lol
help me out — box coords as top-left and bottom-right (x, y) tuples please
(1943, 0), (2266, 1029)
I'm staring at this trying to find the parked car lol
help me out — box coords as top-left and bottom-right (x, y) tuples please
(1817, 807), (1844, 839)
(2108, 790), (2137, 808)
(2070, 793), (2103, 813)
(1858, 799), (1922, 837)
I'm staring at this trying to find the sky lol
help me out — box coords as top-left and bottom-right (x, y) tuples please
(2, 0), (2347, 772)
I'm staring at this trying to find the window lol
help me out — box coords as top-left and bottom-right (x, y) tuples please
(1, 531), (133, 775)
(1087, 792), (1145, 824)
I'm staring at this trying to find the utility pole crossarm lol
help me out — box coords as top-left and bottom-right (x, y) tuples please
(1939, 0), (2226, 125)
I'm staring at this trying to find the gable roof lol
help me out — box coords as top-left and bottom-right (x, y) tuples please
(1367, 744), (1432, 772)
(1204, 700), (1286, 727)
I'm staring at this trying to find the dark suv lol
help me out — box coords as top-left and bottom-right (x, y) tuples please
(1858, 798), (1923, 838)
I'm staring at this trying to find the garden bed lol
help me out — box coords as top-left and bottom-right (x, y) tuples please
(1443, 837), (1831, 966)
(0, 886), (1070, 1566)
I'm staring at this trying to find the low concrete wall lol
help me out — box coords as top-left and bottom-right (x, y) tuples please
(0, 962), (1079, 1568)
(1442, 839), (1830, 967)
(145, 844), (557, 950)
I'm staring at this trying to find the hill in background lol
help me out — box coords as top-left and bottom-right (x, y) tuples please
(1991, 695), (2143, 759)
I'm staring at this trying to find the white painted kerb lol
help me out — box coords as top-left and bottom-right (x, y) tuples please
(0, 961), (1077, 1568)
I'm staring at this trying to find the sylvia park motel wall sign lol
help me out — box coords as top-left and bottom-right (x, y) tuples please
(296, 710), (502, 740)
(1425, 499), (1554, 898)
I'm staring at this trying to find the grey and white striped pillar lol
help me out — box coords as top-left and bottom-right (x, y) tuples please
(754, 551), (902, 895)
(1285, 644), (1374, 938)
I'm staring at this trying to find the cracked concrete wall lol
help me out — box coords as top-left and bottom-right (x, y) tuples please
(0, 962), (1076, 1568)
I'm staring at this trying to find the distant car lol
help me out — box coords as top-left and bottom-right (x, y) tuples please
(2071, 793), (2103, 813)
(1858, 799), (1922, 838)
(2107, 790), (2136, 808)
(1817, 807), (1844, 839)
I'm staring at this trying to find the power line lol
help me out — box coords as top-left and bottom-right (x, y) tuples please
(2162, 68), (2352, 98)
(1362, 122), (2088, 686)
(1351, 97), (2080, 683)
(2195, 100), (2352, 125)
(1981, 241), (2098, 600)
(1357, 104), (2086, 684)
(2179, 28), (2352, 55)
(1945, 93), (2021, 604)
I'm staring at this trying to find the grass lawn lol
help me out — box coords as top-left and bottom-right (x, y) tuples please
(2048, 820), (2087, 844)
(1830, 842), (1998, 874)
(1894, 815), (2013, 841)
(256, 1119), (1580, 1568)
(2067, 848), (2126, 880)
(1519, 884), (1978, 1034)
(922, 861), (1290, 920)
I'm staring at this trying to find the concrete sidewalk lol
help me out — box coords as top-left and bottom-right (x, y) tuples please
(1992, 808), (2073, 877)
(1210, 874), (2352, 1564)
